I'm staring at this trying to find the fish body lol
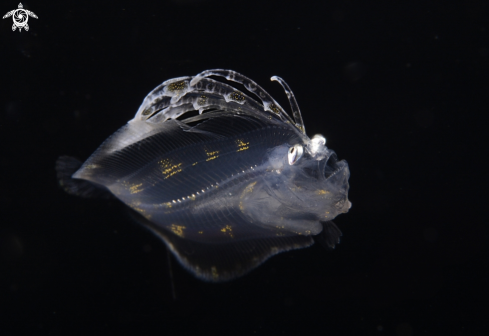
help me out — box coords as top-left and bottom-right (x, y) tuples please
(58, 69), (351, 281)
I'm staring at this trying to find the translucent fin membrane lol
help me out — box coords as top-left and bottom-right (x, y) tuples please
(271, 76), (305, 134)
(313, 221), (342, 250)
(132, 69), (306, 137)
(132, 210), (314, 282)
(190, 69), (296, 123)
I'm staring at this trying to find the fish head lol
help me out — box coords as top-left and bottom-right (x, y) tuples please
(264, 134), (351, 222)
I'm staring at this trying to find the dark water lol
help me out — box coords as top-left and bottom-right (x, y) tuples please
(1, 0), (487, 335)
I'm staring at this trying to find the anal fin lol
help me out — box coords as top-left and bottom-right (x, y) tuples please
(130, 210), (314, 282)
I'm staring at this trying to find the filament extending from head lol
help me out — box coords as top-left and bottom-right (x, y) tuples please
(271, 76), (305, 134)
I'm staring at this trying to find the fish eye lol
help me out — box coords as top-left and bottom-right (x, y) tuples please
(288, 144), (304, 165)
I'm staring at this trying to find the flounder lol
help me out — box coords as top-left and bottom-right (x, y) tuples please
(57, 69), (351, 282)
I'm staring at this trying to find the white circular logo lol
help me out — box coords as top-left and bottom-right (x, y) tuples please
(2, 3), (38, 32)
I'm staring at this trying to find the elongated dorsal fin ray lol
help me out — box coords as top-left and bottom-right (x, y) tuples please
(191, 69), (298, 127)
(271, 76), (305, 134)
(131, 70), (307, 139)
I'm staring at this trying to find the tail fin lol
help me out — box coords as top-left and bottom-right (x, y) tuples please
(55, 156), (112, 199)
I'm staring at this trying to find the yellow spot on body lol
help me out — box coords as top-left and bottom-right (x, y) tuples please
(236, 139), (250, 152)
(128, 201), (151, 219)
(129, 183), (143, 194)
(198, 95), (207, 106)
(192, 162), (198, 166)
(198, 231), (203, 234)
(220, 225), (234, 238)
(169, 224), (186, 237)
(205, 149), (220, 161)
(230, 91), (245, 102)
(269, 103), (281, 114)
(156, 202), (172, 211)
(316, 190), (329, 195)
(239, 181), (258, 212)
(159, 158), (183, 179)
(167, 80), (187, 92)
(243, 181), (257, 194)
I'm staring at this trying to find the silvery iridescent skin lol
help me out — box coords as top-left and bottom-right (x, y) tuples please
(71, 70), (351, 281)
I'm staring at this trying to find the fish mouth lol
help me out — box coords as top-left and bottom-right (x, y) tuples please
(323, 154), (351, 213)
(323, 153), (346, 180)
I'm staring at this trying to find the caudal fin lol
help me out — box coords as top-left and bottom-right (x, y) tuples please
(55, 156), (112, 199)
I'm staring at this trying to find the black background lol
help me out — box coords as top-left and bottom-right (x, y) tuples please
(1, 0), (487, 335)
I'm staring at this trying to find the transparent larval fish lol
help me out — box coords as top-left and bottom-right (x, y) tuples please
(56, 69), (351, 282)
